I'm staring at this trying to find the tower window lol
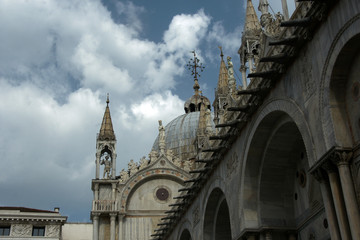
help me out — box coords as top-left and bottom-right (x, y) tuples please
(0, 226), (10, 236)
(189, 104), (195, 112)
(32, 226), (45, 236)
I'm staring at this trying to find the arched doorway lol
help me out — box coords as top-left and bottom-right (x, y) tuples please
(203, 188), (231, 240)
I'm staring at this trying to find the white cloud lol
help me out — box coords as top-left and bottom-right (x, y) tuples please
(130, 91), (184, 128)
(0, 0), (218, 221)
(0, 0), (268, 221)
(115, 1), (145, 33)
(163, 9), (211, 53)
(72, 34), (134, 94)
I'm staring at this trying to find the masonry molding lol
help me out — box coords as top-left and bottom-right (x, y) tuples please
(320, 14), (360, 149)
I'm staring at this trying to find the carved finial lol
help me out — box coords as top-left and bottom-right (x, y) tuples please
(186, 50), (205, 95)
(106, 93), (109, 106)
(218, 46), (224, 59)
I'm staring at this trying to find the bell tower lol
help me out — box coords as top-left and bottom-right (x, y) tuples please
(95, 94), (117, 180)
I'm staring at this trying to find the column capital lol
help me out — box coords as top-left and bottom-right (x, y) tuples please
(240, 65), (247, 72)
(92, 212), (100, 220)
(330, 150), (353, 166)
(109, 213), (117, 218)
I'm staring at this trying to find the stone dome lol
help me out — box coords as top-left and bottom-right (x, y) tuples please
(152, 111), (215, 161)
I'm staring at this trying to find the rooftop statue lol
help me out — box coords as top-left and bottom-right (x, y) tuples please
(158, 120), (166, 154)
(101, 155), (111, 179)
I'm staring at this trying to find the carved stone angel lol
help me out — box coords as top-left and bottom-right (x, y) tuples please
(119, 169), (129, 183)
(139, 156), (148, 170)
(128, 159), (138, 176)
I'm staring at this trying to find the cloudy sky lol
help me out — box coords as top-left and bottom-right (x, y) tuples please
(0, 0), (294, 222)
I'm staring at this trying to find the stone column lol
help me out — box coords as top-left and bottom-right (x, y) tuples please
(118, 214), (124, 240)
(312, 168), (341, 240)
(247, 54), (254, 73)
(111, 183), (116, 200)
(96, 152), (100, 179)
(94, 184), (99, 201)
(281, 0), (289, 20)
(335, 151), (360, 239)
(92, 213), (100, 240)
(240, 65), (247, 89)
(110, 213), (116, 240)
(112, 153), (117, 179)
(324, 162), (352, 240)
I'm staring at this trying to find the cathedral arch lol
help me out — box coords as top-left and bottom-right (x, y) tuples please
(240, 99), (319, 231)
(176, 220), (192, 240)
(202, 187), (232, 240)
(320, 14), (360, 148)
(178, 229), (192, 240)
(120, 169), (188, 212)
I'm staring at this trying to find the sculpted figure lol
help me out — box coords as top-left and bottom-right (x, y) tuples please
(258, 0), (269, 14)
(261, 12), (283, 38)
(205, 109), (213, 135)
(149, 150), (158, 163)
(119, 169), (129, 183)
(139, 156), (148, 170)
(128, 159), (138, 176)
(158, 120), (166, 153)
(101, 155), (111, 179)
(227, 56), (235, 79)
(166, 149), (174, 161)
(183, 160), (192, 172)
(173, 156), (182, 168)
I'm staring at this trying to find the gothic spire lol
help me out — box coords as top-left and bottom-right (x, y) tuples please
(216, 46), (229, 95)
(244, 0), (261, 36)
(98, 94), (116, 141)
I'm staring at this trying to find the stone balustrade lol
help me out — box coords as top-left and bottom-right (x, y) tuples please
(92, 200), (118, 212)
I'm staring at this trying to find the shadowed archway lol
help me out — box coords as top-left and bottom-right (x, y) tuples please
(242, 111), (322, 236)
(203, 188), (231, 240)
(179, 229), (192, 240)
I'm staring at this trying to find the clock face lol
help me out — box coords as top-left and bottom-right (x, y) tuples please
(156, 188), (169, 201)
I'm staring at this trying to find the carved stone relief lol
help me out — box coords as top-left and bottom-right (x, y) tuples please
(227, 151), (238, 179)
(11, 224), (32, 237)
(260, 12), (283, 38)
(193, 206), (200, 225)
(139, 156), (148, 170)
(46, 225), (60, 237)
(119, 168), (129, 183)
(301, 51), (315, 101)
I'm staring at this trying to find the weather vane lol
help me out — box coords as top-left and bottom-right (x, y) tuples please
(186, 50), (205, 95)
